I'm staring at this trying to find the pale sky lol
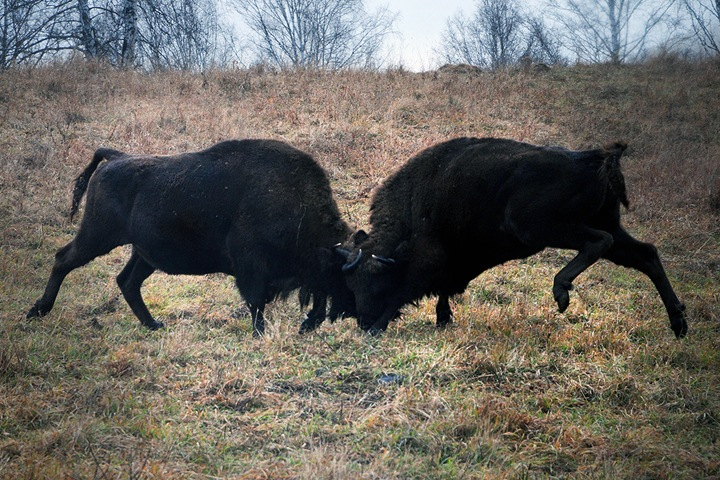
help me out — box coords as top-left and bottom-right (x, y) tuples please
(367, 0), (471, 70)
(366, 0), (545, 71)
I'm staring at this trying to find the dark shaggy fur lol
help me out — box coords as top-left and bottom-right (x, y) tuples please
(28, 139), (355, 335)
(338, 137), (687, 338)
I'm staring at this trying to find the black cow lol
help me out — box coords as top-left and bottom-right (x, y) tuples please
(27, 139), (355, 335)
(338, 137), (688, 338)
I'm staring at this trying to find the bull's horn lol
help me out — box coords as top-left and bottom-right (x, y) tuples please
(342, 249), (363, 273)
(333, 243), (351, 260)
(372, 254), (396, 266)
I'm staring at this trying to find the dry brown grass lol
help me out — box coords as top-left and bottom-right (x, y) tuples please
(1, 58), (719, 478)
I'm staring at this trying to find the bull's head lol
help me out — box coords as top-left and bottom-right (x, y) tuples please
(335, 230), (408, 334)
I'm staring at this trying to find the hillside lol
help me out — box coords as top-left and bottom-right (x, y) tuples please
(1, 59), (719, 478)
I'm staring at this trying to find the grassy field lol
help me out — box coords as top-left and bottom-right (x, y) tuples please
(1, 58), (719, 478)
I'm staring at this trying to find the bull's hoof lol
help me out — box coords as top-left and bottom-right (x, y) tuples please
(436, 315), (453, 328)
(26, 303), (47, 319)
(144, 319), (164, 331)
(436, 310), (453, 328)
(367, 327), (384, 337)
(553, 282), (572, 313)
(299, 316), (320, 334)
(366, 319), (390, 336)
(555, 293), (570, 313)
(674, 322), (688, 339)
(672, 315), (688, 339)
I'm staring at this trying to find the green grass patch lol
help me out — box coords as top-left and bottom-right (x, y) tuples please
(1, 60), (719, 478)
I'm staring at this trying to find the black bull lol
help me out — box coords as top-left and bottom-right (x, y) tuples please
(338, 137), (688, 338)
(27, 139), (356, 335)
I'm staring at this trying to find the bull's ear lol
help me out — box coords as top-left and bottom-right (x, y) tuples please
(351, 230), (369, 247)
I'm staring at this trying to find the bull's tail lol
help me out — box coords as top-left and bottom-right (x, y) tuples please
(70, 148), (125, 221)
(600, 141), (629, 209)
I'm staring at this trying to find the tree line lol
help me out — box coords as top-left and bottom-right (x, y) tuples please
(1, 0), (718, 71)
(440, 0), (719, 67)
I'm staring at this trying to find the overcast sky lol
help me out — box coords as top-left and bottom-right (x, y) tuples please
(366, 0), (545, 71)
(230, 1), (689, 70)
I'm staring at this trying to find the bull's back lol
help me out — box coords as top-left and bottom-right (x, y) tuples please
(93, 140), (328, 222)
(396, 138), (610, 250)
(86, 140), (343, 276)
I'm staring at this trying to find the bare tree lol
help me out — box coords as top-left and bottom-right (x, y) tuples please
(120, 0), (137, 66)
(440, 0), (562, 69)
(0, 0), (238, 70)
(0, 0), (75, 69)
(83, 0), (239, 69)
(139, 0), (232, 70)
(523, 16), (565, 65)
(547, 0), (675, 64)
(235, 0), (397, 69)
(66, 0), (119, 62)
(77, 0), (100, 58)
(682, 0), (720, 55)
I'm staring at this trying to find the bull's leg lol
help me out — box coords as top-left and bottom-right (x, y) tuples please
(27, 233), (119, 320)
(534, 226), (614, 313)
(234, 276), (268, 337)
(116, 250), (162, 330)
(436, 294), (453, 327)
(367, 301), (406, 335)
(299, 293), (327, 334)
(248, 303), (266, 337)
(602, 227), (687, 338)
(232, 261), (270, 337)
